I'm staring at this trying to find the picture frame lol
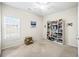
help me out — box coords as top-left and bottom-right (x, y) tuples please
(31, 21), (36, 28)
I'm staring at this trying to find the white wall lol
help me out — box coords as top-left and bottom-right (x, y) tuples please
(43, 7), (78, 47)
(2, 4), (43, 49)
(0, 3), (1, 55)
(78, 3), (79, 57)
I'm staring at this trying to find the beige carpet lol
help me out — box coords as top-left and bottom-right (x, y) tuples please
(2, 40), (78, 57)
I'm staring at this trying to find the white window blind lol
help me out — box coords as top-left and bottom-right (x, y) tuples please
(4, 16), (20, 39)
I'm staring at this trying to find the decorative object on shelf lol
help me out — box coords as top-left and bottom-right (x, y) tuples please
(67, 23), (72, 26)
(59, 19), (62, 21)
(31, 21), (36, 28)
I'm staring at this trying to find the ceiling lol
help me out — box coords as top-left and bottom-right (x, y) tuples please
(3, 2), (78, 16)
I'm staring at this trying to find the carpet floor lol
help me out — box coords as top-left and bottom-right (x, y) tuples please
(2, 40), (78, 57)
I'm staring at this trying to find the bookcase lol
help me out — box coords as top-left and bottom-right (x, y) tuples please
(47, 19), (64, 44)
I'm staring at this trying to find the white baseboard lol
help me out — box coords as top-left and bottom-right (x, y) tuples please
(1, 42), (23, 50)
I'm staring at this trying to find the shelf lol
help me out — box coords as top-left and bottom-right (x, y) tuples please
(47, 20), (64, 44)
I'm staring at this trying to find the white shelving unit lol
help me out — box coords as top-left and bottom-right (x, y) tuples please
(47, 19), (65, 44)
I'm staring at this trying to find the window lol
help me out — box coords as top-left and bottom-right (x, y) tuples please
(3, 16), (20, 39)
